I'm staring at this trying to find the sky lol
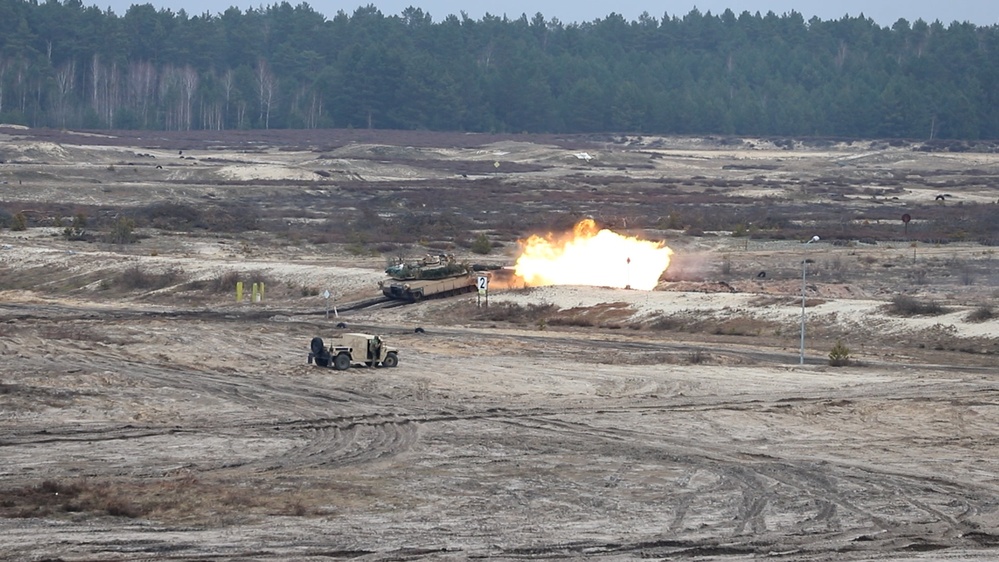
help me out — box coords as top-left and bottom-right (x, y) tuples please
(97, 0), (999, 27)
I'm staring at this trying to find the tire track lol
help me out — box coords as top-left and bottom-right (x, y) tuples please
(245, 417), (419, 470)
(473, 411), (999, 544)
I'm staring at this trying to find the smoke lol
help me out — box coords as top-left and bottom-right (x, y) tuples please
(659, 252), (712, 282)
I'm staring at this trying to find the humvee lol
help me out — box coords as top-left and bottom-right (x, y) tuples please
(308, 333), (399, 370)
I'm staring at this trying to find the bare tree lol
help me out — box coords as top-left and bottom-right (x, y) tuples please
(0, 58), (8, 114)
(127, 60), (157, 128)
(307, 90), (323, 129)
(221, 68), (235, 130)
(180, 65), (198, 130)
(54, 60), (76, 128)
(236, 100), (247, 129)
(106, 62), (120, 128)
(14, 59), (27, 114)
(90, 55), (119, 128)
(90, 53), (100, 116)
(158, 65), (181, 130)
(256, 59), (276, 129)
(201, 101), (223, 130)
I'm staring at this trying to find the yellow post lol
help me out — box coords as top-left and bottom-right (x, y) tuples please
(259, 282), (265, 301)
(252, 282), (259, 303)
(236, 281), (243, 302)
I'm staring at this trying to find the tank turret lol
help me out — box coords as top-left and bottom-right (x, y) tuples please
(384, 254), (469, 280)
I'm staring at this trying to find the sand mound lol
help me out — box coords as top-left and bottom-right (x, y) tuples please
(216, 164), (320, 181)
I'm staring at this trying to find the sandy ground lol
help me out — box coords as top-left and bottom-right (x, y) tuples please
(1, 128), (998, 560)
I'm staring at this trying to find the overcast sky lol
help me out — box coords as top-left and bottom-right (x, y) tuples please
(97, 0), (999, 27)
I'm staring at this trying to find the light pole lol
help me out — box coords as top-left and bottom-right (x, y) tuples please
(800, 235), (820, 364)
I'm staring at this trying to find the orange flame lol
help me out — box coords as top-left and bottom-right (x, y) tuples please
(513, 219), (672, 290)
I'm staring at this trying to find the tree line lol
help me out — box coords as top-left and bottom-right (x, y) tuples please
(1, 0), (998, 139)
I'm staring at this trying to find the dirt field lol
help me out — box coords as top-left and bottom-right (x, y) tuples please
(1, 126), (998, 560)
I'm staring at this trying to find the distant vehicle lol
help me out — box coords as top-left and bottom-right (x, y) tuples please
(308, 333), (399, 370)
(380, 253), (478, 302)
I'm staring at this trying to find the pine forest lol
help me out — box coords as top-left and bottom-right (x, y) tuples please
(1, 0), (997, 139)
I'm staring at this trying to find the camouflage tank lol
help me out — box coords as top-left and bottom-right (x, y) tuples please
(381, 254), (478, 301)
(384, 254), (469, 280)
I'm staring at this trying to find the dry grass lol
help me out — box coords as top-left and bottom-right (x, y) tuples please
(1, 479), (143, 519)
(113, 265), (184, 291)
(473, 302), (559, 324)
(709, 317), (776, 337)
(470, 301), (637, 330)
(0, 264), (105, 292)
(748, 295), (794, 307)
(39, 324), (143, 346)
(176, 269), (274, 296)
(0, 475), (368, 523)
(645, 312), (776, 337)
(592, 350), (716, 365)
(647, 314), (682, 331)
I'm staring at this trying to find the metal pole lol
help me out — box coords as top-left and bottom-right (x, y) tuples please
(800, 259), (807, 364)
(800, 236), (819, 365)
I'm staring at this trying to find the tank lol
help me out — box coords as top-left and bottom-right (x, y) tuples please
(381, 254), (478, 302)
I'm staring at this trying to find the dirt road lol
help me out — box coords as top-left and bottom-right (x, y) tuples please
(1, 296), (998, 560)
(1, 128), (998, 560)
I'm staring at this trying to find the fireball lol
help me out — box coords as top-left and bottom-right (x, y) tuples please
(513, 219), (672, 290)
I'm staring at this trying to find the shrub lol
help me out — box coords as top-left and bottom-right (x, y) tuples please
(888, 294), (946, 316)
(687, 349), (707, 364)
(470, 233), (492, 255)
(547, 315), (595, 327)
(115, 265), (183, 290)
(909, 269), (928, 285)
(100, 495), (141, 518)
(345, 242), (367, 256)
(63, 213), (89, 241)
(829, 341), (851, 366)
(966, 305), (995, 323)
(648, 314), (681, 331)
(194, 270), (271, 295)
(960, 266), (974, 286)
(207, 269), (242, 293)
(106, 216), (137, 244)
(720, 255), (731, 275)
(12, 212), (27, 231)
(1, 479), (146, 519)
(140, 202), (202, 230)
(475, 302), (557, 324)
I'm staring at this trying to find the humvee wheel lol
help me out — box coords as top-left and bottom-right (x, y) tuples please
(382, 353), (399, 368)
(333, 353), (351, 371)
(310, 337), (330, 367)
(310, 337), (325, 355)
